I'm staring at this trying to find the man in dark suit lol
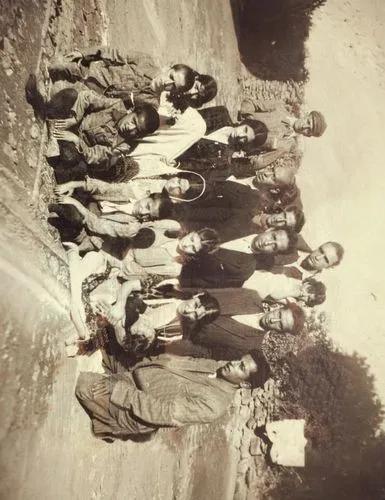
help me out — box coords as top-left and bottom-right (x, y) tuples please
(179, 228), (298, 289)
(192, 302), (306, 360)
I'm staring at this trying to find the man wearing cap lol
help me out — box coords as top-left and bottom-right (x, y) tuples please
(238, 98), (327, 170)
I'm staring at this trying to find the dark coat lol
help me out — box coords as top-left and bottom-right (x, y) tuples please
(179, 248), (274, 289)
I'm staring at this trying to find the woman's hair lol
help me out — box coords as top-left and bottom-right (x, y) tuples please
(173, 171), (206, 201)
(195, 292), (220, 325)
(149, 192), (174, 219)
(183, 292), (220, 338)
(248, 349), (272, 389)
(290, 207), (306, 233)
(170, 64), (197, 92)
(302, 278), (327, 307)
(196, 228), (220, 254)
(189, 74), (218, 108)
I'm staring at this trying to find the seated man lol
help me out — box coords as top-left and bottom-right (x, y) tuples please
(238, 97), (327, 169)
(75, 348), (270, 440)
(179, 228), (298, 289)
(47, 88), (159, 171)
(55, 170), (206, 205)
(49, 192), (174, 252)
(193, 303), (305, 361)
(47, 47), (217, 110)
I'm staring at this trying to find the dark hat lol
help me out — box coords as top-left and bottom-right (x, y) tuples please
(309, 111), (327, 137)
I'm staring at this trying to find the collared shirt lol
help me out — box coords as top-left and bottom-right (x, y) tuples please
(242, 252), (316, 299)
(220, 234), (257, 253)
(226, 175), (256, 189)
(231, 312), (264, 329)
(205, 126), (233, 145)
(129, 107), (207, 162)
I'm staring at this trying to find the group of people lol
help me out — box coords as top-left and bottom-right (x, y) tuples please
(25, 45), (344, 442)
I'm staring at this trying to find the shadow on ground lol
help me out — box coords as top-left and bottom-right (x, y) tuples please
(229, 0), (327, 81)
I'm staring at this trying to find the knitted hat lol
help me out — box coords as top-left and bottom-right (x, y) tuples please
(309, 111), (327, 137)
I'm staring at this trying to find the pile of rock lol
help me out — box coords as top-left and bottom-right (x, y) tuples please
(228, 379), (282, 500)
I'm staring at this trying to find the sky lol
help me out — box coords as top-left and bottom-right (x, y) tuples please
(299, 0), (385, 409)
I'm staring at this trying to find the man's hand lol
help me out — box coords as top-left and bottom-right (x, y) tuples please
(91, 377), (112, 398)
(62, 241), (79, 253)
(54, 181), (83, 197)
(56, 194), (77, 206)
(53, 129), (80, 146)
(93, 299), (121, 326)
(52, 117), (77, 130)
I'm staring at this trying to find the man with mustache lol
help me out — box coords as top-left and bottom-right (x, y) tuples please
(75, 349), (270, 440)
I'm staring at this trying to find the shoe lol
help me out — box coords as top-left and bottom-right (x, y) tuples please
(25, 73), (46, 120)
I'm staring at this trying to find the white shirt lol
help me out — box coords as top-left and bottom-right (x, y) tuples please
(205, 126), (232, 144)
(231, 312), (264, 329)
(220, 234), (257, 253)
(226, 175), (257, 189)
(243, 252), (316, 299)
(129, 107), (206, 162)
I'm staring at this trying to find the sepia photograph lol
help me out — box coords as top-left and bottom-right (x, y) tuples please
(0, 0), (384, 498)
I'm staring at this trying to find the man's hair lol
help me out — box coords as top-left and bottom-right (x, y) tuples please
(302, 278), (327, 307)
(134, 104), (160, 137)
(171, 63), (197, 92)
(241, 119), (268, 149)
(284, 303), (306, 335)
(189, 74), (218, 108)
(289, 207), (306, 233)
(309, 110), (327, 137)
(248, 349), (272, 389)
(195, 292), (220, 325)
(196, 228), (220, 254)
(283, 229), (298, 254)
(249, 229), (297, 255)
(148, 192), (173, 219)
(326, 241), (344, 267)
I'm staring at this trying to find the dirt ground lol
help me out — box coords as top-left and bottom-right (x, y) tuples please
(0, 1), (244, 500)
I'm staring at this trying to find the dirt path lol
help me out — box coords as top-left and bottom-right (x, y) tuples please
(1, 1), (244, 499)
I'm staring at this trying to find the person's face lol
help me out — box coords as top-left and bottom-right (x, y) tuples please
(293, 114), (314, 137)
(299, 282), (316, 304)
(155, 67), (189, 92)
(302, 243), (339, 271)
(266, 210), (297, 229)
(177, 295), (207, 321)
(118, 111), (146, 139)
(252, 229), (289, 255)
(164, 177), (190, 197)
(183, 78), (205, 100)
(178, 232), (202, 255)
(260, 308), (294, 333)
(217, 354), (258, 385)
(229, 124), (256, 149)
(254, 165), (294, 188)
(132, 197), (160, 220)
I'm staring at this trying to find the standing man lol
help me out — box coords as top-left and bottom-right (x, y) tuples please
(192, 303), (306, 360)
(238, 97), (327, 169)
